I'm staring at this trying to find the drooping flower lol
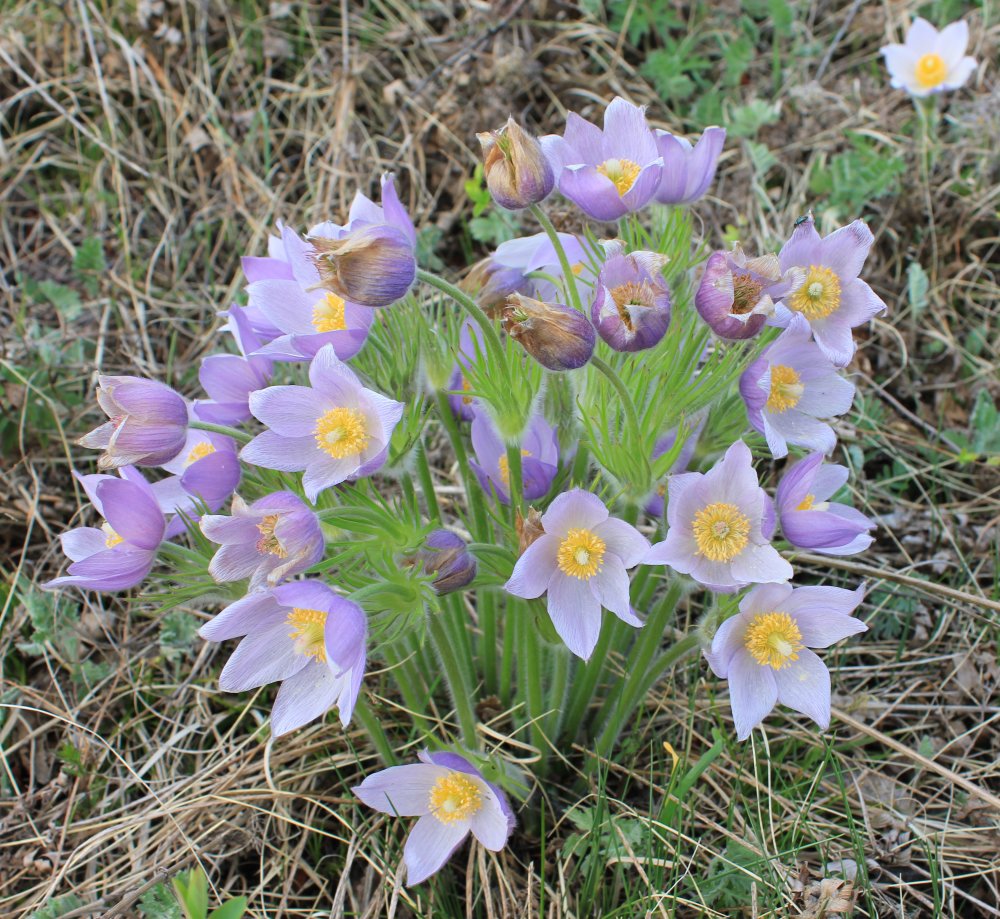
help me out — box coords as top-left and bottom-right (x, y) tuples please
(776, 452), (875, 556)
(419, 529), (478, 595)
(590, 250), (671, 352)
(771, 216), (886, 366)
(353, 750), (515, 886)
(644, 415), (706, 519)
(704, 582), (866, 739)
(881, 18), (977, 98)
(199, 580), (366, 735)
(469, 406), (559, 504)
(541, 97), (663, 221)
(241, 345), (405, 502)
(740, 315), (856, 459)
(652, 126), (726, 205)
(78, 376), (188, 470)
(500, 293), (596, 371)
(200, 491), (324, 588)
(44, 467), (165, 592)
(644, 441), (792, 592)
(478, 117), (554, 210)
(505, 489), (650, 659)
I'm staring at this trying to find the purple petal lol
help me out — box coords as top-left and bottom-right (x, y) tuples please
(779, 217), (822, 271)
(727, 649), (778, 741)
(468, 784), (515, 850)
(728, 543), (793, 585)
(540, 488), (609, 536)
(241, 430), (317, 471)
(592, 518), (649, 569)
(504, 534), (559, 599)
(773, 648), (831, 729)
(218, 623), (306, 691)
(558, 166), (629, 222)
(601, 97), (658, 163)
(249, 386), (327, 437)
(96, 478), (165, 550)
(60, 527), (108, 562)
(589, 555), (638, 624)
(308, 344), (363, 398)
(353, 763), (444, 816)
(200, 592), (283, 641)
(270, 660), (345, 735)
(547, 572), (603, 660)
(818, 220), (873, 281)
(404, 815), (469, 886)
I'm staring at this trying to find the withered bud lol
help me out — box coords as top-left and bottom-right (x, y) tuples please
(477, 117), (554, 211)
(516, 507), (545, 556)
(462, 258), (531, 318)
(501, 293), (596, 372)
(309, 226), (415, 308)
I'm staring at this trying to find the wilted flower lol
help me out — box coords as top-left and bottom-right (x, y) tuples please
(78, 376), (188, 470)
(501, 292), (596, 371)
(590, 250), (671, 352)
(652, 126), (726, 205)
(740, 315), (856, 459)
(477, 117), (554, 210)
(469, 405), (559, 504)
(644, 441), (792, 592)
(644, 415), (706, 518)
(200, 491), (324, 588)
(241, 345), (404, 502)
(199, 580), (366, 735)
(516, 506), (545, 554)
(505, 489), (650, 659)
(541, 97), (663, 221)
(776, 452), (875, 556)
(419, 529), (477, 594)
(704, 582), (866, 739)
(353, 749), (515, 886)
(881, 18), (977, 97)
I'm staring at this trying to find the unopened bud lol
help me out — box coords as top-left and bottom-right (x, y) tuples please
(309, 226), (415, 308)
(477, 118), (554, 211)
(501, 293), (595, 372)
(421, 529), (477, 595)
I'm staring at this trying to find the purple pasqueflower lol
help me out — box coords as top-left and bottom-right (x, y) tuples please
(695, 244), (805, 341)
(541, 97), (663, 221)
(478, 117), (554, 210)
(644, 415), (706, 518)
(500, 293), (596, 371)
(353, 749), (515, 886)
(644, 440), (792, 592)
(78, 376), (188, 470)
(44, 467), (165, 592)
(446, 320), (485, 422)
(591, 249), (671, 352)
(199, 580), (366, 735)
(200, 491), (324, 589)
(771, 216), (886, 366)
(740, 314), (856, 459)
(652, 126), (726, 205)
(505, 488), (650, 659)
(705, 581), (866, 740)
(419, 529), (477, 595)
(776, 452), (875, 556)
(881, 18), (977, 98)
(469, 405), (559, 505)
(241, 345), (405, 503)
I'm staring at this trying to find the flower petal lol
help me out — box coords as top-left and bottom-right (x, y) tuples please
(353, 763), (446, 816)
(727, 650), (778, 741)
(403, 815), (469, 886)
(504, 533), (559, 599)
(773, 648), (831, 729)
(270, 661), (346, 735)
(547, 572), (603, 660)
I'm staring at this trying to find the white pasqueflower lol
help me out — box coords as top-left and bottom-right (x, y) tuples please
(881, 18), (977, 97)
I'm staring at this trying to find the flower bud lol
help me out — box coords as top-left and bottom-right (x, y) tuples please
(500, 293), (595, 372)
(309, 226), (416, 308)
(590, 251), (671, 352)
(477, 118), (554, 210)
(420, 529), (477, 595)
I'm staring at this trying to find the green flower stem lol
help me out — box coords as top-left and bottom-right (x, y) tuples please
(416, 268), (505, 365)
(560, 617), (616, 742)
(352, 697), (397, 766)
(428, 611), (479, 749)
(519, 605), (547, 761)
(387, 645), (437, 738)
(505, 441), (525, 517)
(589, 354), (642, 445)
(479, 588), (499, 696)
(415, 440), (441, 523)
(156, 540), (207, 565)
(189, 420), (252, 445)
(543, 646), (571, 747)
(499, 598), (516, 705)
(529, 204), (583, 313)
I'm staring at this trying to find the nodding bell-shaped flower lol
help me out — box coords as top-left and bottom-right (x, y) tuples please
(500, 293), (595, 372)
(420, 529), (477, 595)
(590, 250), (671, 352)
(477, 117), (554, 210)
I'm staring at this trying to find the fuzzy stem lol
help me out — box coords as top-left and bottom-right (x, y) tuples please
(529, 204), (583, 313)
(352, 698), (397, 766)
(505, 441), (525, 517)
(189, 420), (252, 444)
(428, 611), (479, 749)
(589, 354), (642, 444)
(417, 268), (506, 364)
(560, 618), (615, 742)
(415, 440), (441, 523)
(518, 605), (547, 761)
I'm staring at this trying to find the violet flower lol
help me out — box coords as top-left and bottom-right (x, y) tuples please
(881, 18), (977, 97)
(652, 126), (726, 205)
(199, 580), (366, 735)
(478, 117), (554, 210)
(420, 529), (477, 595)
(500, 293), (596, 371)
(705, 582), (866, 739)
(590, 250), (671, 352)
(353, 750), (515, 886)
(469, 405), (559, 505)
(505, 488), (650, 659)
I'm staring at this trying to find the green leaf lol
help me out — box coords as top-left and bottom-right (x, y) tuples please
(726, 99), (781, 138)
(73, 236), (106, 297)
(207, 898), (248, 919)
(906, 262), (929, 315)
(22, 277), (83, 319)
(159, 610), (200, 663)
(970, 389), (1000, 455)
(173, 868), (209, 919)
(139, 883), (183, 919)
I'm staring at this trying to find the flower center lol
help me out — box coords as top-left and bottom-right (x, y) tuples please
(609, 281), (654, 331)
(101, 522), (124, 549)
(497, 449), (531, 488)
(766, 364), (805, 413)
(731, 272), (765, 315)
(596, 158), (642, 196)
(691, 502), (750, 562)
(914, 52), (947, 89)
(312, 293), (347, 332)
(286, 607), (327, 662)
(796, 493), (816, 512)
(314, 407), (369, 459)
(788, 265), (840, 320)
(185, 440), (216, 466)
(744, 611), (803, 669)
(556, 527), (606, 579)
(255, 513), (288, 558)
(428, 771), (483, 825)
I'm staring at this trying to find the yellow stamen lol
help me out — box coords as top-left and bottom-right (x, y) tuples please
(914, 52), (947, 89)
(788, 265), (840, 320)
(314, 407), (368, 459)
(101, 522), (124, 549)
(185, 440), (216, 466)
(766, 365), (805, 413)
(428, 771), (483, 825)
(609, 281), (654, 331)
(692, 502), (750, 562)
(556, 528), (606, 580)
(731, 272), (765, 315)
(286, 607), (327, 662)
(312, 292), (347, 332)
(255, 514), (288, 558)
(570, 262), (585, 276)
(497, 449), (531, 487)
(460, 376), (474, 406)
(596, 158), (642, 196)
(744, 611), (803, 669)
(796, 493), (816, 512)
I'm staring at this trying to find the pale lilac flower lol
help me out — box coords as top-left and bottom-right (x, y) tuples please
(505, 489), (650, 659)
(644, 441), (792, 592)
(740, 315), (856, 459)
(500, 293), (596, 371)
(590, 250), (671, 352)
(199, 580), (366, 735)
(541, 97), (663, 221)
(771, 216), (886, 366)
(354, 749), (514, 886)
(241, 345), (405, 503)
(705, 582), (866, 739)
(881, 18), (977, 97)
(652, 126), (725, 205)
(201, 491), (324, 588)
(644, 415), (706, 518)
(478, 117), (554, 210)
(419, 530), (477, 595)
(776, 452), (875, 556)
(469, 406), (559, 505)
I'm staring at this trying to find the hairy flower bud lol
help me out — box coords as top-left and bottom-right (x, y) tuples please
(477, 118), (554, 210)
(310, 226), (415, 308)
(420, 529), (477, 595)
(501, 293), (595, 372)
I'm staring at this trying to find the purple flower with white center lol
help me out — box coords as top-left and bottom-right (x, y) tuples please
(200, 491), (324, 589)
(500, 293), (596, 371)
(740, 315), (856, 459)
(505, 489), (650, 660)
(541, 97), (663, 222)
(705, 582), (867, 740)
(469, 405), (559, 505)
(881, 18), (977, 98)
(78, 376), (188, 470)
(447, 321), (485, 422)
(644, 441), (792, 592)
(770, 216), (886, 366)
(241, 345), (405, 503)
(591, 249), (671, 352)
(652, 126), (726, 205)
(353, 749), (515, 886)
(419, 529), (477, 595)
(776, 452), (875, 556)
(644, 415), (706, 519)
(198, 580), (366, 735)
(44, 467), (165, 593)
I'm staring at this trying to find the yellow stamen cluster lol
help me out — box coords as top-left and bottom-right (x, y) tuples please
(101, 522), (124, 549)
(286, 607), (328, 662)
(692, 502), (750, 562)
(744, 611), (803, 669)
(788, 265), (840, 320)
(312, 292), (347, 332)
(796, 493), (816, 512)
(609, 281), (654, 331)
(731, 272), (765, 315)
(255, 514), (288, 558)
(556, 528), (606, 580)
(428, 771), (483, 825)
(766, 365), (805, 414)
(497, 449), (531, 487)
(914, 52), (947, 89)
(314, 407), (368, 459)
(596, 158), (642, 196)
(185, 440), (216, 466)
